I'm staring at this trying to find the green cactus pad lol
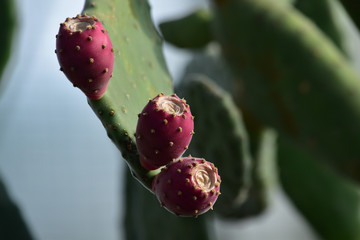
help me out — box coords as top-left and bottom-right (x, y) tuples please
(124, 168), (213, 240)
(212, 0), (360, 182)
(0, 173), (33, 240)
(0, 0), (16, 93)
(159, 9), (213, 49)
(231, 128), (277, 219)
(278, 138), (360, 240)
(177, 74), (252, 217)
(181, 45), (234, 94)
(81, 0), (173, 189)
(294, 0), (345, 52)
(180, 47), (279, 218)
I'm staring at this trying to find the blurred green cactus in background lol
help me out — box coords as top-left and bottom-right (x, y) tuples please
(155, 0), (360, 239)
(0, 1), (34, 239)
(4, 0), (360, 239)
(0, 173), (33, 240)
(0, 0), (17, 95)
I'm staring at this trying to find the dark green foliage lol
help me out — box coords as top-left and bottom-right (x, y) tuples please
(82, 0), (173, 190)
(212, 0), (360, 183)
(0, 0), (17, 93)
(124, 168), (214, 240)
(278, 138), (360, 240)
(159, 9), (213, 49)
(0, 2), (32, 239)
(0, 174), (33, 240)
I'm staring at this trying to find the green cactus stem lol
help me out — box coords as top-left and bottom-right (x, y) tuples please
(278, 138), (360, 240)
(159, 9), (213, 49)
(212, 0), (360, 183)
(0, 0), (17, 94)
(0, 173), (33, 240)
(124, 168), (214, 240)
(177, 74), (252, 218)
(81, 0), (173, 190)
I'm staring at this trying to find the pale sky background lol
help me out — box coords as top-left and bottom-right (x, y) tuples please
(1, 0), (359, 239)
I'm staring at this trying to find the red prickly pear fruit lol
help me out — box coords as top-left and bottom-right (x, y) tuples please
(152, 157), (221, 217)
(135, 93), (195, 170)
(55, 14), (114, 100)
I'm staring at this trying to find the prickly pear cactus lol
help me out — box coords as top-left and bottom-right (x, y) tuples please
(278, 138), (360, 240)
(211, 0), (360, 182)
(80, 0), (173, 189)
(177, 74), (252, 217)
(135, 93), (194, 170)
(153, 156), (221, 217)
(157, 0), (360, 238)
(159, 9), (213, 49)
(0, 0), (17, 94)
(178, 51), (279, 219)
(124, 168), (214, 240)
(56, 15), (115, 100)
(181, 45), (234, 94)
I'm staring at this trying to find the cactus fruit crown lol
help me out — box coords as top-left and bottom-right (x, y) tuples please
(190, 161), (217, 192)
(65, 15), (96, 32)
(156, 94), (186, 116)
(60, 14), (98, 33)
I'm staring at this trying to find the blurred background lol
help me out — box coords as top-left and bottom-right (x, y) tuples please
(1, 0), (359, 239)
